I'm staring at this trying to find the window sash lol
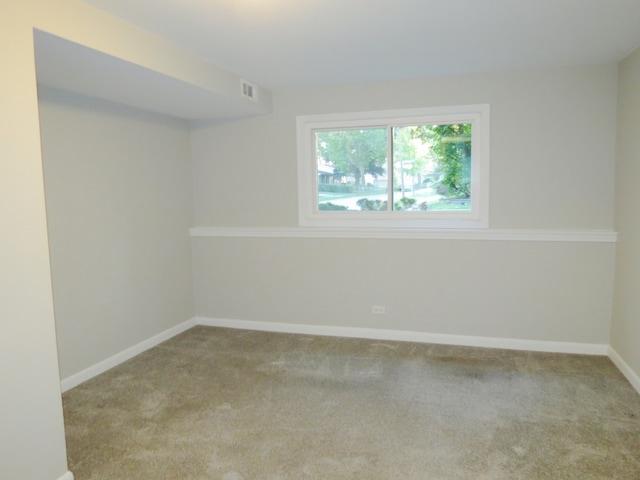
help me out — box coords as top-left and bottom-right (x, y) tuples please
(297, 105), (490, 229)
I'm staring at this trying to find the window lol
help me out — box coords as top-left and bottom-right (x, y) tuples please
(297, 105), (490, 229)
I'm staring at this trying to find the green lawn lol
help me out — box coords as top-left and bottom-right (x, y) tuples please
(318, 193), (471, 211)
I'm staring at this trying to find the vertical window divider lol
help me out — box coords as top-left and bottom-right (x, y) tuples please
(387, 125), (394, 212)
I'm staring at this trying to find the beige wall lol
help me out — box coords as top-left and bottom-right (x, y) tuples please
(190, 66), (618, 346)
(39, 87), (195, 380)
(193, 65), (617, 230)
(0, 7), (68, 480)
(193, 237), (614, 344)
(611, 47), (640, 380)
(2, 0), (247, 477)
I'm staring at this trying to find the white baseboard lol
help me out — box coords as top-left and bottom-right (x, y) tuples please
(194, 317), (609, 356)
(608, 347), (640, 395)
(57, 471), (74, 480)
(58, 316), (631, 397)
(60, 318), (197, 392)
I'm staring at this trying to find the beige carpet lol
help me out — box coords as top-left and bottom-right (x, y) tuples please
(63, 326), (640, 479)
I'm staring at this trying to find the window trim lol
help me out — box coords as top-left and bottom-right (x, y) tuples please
(296, 104), (490, 229)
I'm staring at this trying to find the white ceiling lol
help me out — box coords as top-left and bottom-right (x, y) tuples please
(81, 0), (640, 90)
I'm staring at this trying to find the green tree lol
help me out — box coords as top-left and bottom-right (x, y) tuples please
(316, 128), (387, 188)
(413, 124), (472, 198)
(393, 126), (428, 197)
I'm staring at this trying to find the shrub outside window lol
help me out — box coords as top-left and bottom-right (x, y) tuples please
(297, 105), (490, 229)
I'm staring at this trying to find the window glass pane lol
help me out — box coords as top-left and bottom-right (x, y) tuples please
(393, 124), (472, 212)
(315, 128), (388, 211)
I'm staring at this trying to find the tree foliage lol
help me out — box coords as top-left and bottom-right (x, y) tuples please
(393, 126), (426, 176)
(393, 126), (427, 196)
(413, 124), (472, 198)
(316, 129), (387, 188)
(355, 196), (428, 211)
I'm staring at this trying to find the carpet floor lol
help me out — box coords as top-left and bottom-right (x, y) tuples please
(63, 326), (640, 479)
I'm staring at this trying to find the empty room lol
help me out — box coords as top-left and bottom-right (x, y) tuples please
(2, 1), (640, 479)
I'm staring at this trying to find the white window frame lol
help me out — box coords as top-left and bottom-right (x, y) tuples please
(296, 104), (490, 229)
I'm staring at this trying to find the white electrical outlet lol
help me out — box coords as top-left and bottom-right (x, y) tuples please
(372, 305), (386, 314)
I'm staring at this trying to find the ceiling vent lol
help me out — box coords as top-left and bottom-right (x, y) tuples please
(240, 79), (258, 101)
